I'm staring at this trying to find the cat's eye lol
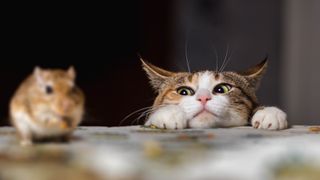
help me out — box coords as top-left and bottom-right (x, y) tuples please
(177, 86), (195, 96)
(213, 83), (232, 94)
(45, 85), (53, 94)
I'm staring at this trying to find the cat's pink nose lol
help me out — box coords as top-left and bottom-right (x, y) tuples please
(196, 89), (212, 105)
(197, 96), (212, 105)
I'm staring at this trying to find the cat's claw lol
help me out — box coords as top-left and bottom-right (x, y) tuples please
(251, 107), (288, 130)
(145, 105), (187, 130)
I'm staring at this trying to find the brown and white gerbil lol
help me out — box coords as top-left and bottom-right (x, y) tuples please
(10, 66), (85, 146)
(141, 58), (288, 130)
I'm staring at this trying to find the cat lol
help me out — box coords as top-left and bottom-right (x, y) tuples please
(141, 58), (288, 130)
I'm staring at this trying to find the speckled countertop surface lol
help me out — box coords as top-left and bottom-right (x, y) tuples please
(0, 126), (319, 180)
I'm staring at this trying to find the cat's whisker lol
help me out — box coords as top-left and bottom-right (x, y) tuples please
(130, 109), (153, 125)
(120, 106), (154, 126)
(185, 33), (191, 73)
(130, 105), (166, 125)
(135, 110), (157, 125)
(219, 44), (230, 72)
(136, 109), (156, 123)
(214, 47), (219, 73)
(220, 47), (234, 72)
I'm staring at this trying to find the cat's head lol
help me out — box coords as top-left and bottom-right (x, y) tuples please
(141, 58), (267, 128)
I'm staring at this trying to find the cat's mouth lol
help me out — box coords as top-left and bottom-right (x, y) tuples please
(193, 109), (217, 118)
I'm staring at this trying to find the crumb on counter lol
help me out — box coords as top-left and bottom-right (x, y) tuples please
(143, 140), (163, 158)
(309, 126), (320, 133)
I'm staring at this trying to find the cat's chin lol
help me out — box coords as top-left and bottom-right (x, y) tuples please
(188, 111), (217, 129)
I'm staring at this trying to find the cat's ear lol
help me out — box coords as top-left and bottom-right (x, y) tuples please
(140, 58), (175, 90)
(239, 57), (268, 89)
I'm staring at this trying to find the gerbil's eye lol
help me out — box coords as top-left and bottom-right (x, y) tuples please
(45, 85), (53, 94)
(213, 83), (232, 94)
(177, 86), (195, 96)
(70, 86), (77, 94)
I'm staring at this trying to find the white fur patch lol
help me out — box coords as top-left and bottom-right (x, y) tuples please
(12, 110), (73, 144)
(188, 111), (217, 128)
(145, 105), (187, 129)
(198, 71), (213, 89)
(12, 111), (33, 145)
(251, 107), (288, 130)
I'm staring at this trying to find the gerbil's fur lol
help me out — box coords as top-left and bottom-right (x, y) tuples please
(10, 66), (85, 146)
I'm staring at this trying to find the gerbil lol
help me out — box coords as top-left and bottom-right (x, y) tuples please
(10, 66), (85, 146)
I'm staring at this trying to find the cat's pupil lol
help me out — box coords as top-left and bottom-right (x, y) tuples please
(217, 87), (223, 93)
(181, 90), (187, 95)
(45, 86), (53, 94)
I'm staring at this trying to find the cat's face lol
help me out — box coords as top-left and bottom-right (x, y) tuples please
(142, 59), (267, 127)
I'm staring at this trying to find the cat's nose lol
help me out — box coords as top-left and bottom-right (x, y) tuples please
(196, 89), (212, 105)
(197, 96), (212, 105)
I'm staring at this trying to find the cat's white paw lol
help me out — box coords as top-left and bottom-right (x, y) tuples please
(251, 107), (288, 130)
(145, 105), (187, 129)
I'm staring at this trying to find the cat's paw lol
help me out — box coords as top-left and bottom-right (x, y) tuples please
(145, 105), (187, 129)
(251, 107), (288, 130)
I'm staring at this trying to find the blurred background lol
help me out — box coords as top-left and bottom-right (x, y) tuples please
(1, 0), (319, 126)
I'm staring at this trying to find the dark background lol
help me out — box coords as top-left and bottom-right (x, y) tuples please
(1, 0), (319, 126)
(1, 1), (173, 126)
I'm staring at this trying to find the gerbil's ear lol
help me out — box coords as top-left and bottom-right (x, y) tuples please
(239, 57), (268, 90)
(34, 66), (44, 85)
(140, 58), (175, 90)
(67, 66), (76, 80)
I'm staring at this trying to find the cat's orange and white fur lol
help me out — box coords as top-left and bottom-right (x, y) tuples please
(142, 58), (288, 130)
